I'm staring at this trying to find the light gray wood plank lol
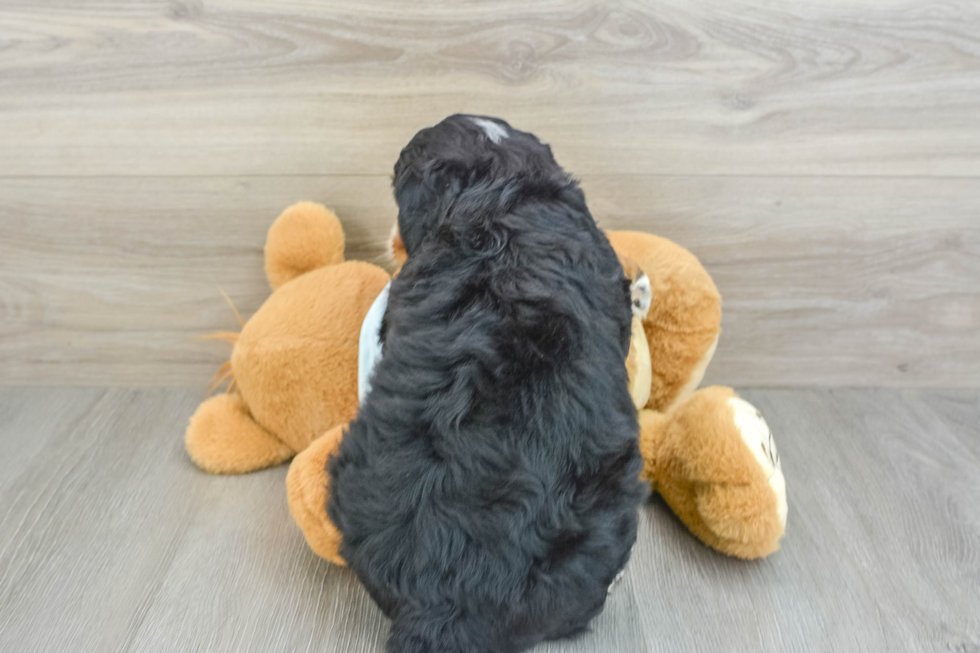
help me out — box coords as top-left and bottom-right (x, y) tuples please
(1, 0), (978, 177)
(2, 176), (977, 387)
(2, 388), (978, 652)
(587, 175), (980, 388)
(0, 386), (385, 653)
(0, 387), (106, 497)
(0, 388), (216, 652)
(629, 388), (980, 653)
(0, 176), (398, 387)
(902, 389), (980, 459)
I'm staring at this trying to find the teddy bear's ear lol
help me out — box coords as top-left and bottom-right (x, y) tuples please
(265, 202), (346, 290)
(606, 231), (721, 413)
(617, 251), (642, 282)
(387, 221), (408, 277)
(617, 253), (653, 319)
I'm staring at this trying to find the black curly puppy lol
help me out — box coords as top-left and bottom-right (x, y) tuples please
(328, 115), (646, 653)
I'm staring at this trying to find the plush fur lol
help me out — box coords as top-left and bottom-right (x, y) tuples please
(327, 115), (647, 653)
(638, 387), (785, 559)
(184, 203), (391, 475)
(606, 231), (721, 413)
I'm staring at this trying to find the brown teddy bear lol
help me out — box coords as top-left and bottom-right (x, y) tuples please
(185, 202), (786, 562)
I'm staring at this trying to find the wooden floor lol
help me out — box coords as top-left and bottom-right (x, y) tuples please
(0, 387), (977, 652)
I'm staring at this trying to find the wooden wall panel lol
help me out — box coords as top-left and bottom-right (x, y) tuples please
(1, 176), (976, 386)
(1, 0), (978, 386)
(0, 1), (978, 177)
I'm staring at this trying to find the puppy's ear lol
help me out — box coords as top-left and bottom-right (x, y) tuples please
(393, 166), (435, 256)
(394, 159), (467, 255)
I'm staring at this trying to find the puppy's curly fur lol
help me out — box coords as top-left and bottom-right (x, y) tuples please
(328, 115), (646, 653)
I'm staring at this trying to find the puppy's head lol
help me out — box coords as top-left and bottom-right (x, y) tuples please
(392, 114), (570, 256)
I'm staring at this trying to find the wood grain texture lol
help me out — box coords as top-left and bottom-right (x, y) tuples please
(588, 175), (980, 387)
(630, 387), (980, 652)
(1, 387), (978, 652)
(1, 0), (979, 386)
(0, 0), (979, 177)
(1, 175), (977, 386)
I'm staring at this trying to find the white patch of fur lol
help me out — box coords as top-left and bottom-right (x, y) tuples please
(607, 544), (634, 595)
(631, 272), (652, 318)
(729, 397), (788, 528)
(470, 117), (508, 144)
(607, 564), (628, 595)
(358, 282), (390, 403)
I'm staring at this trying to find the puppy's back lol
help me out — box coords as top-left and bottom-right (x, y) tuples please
(329, 116), (645, 653)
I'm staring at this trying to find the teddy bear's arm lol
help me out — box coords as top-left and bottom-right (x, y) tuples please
(185, 394), (295, 474)
(286, 424), (348, 566)
(648, 387), (787, 559)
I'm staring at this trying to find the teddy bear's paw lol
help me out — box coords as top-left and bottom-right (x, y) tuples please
(728, 397), (787, 529)
(286, 424), (347, 566)
(265, 202), (346, 289)
(631, 271), (652, 318)
(185, 394), (295, 474)
(695, 483), (785, 559)
(645, 387), (786, 559)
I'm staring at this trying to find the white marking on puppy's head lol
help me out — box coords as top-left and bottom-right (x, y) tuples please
(469, 117), (509, 144)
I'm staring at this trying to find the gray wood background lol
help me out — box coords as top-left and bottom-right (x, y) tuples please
(1, 0), (979, 387)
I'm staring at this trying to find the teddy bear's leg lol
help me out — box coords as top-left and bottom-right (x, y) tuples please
(694, 483), (784, 559)
(265, 202), (346, 290)
(286, 424), (347, 566)
(607, 231), (721, 413)
(185, 394), (295, 474)
(639, 387), (786, 559)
